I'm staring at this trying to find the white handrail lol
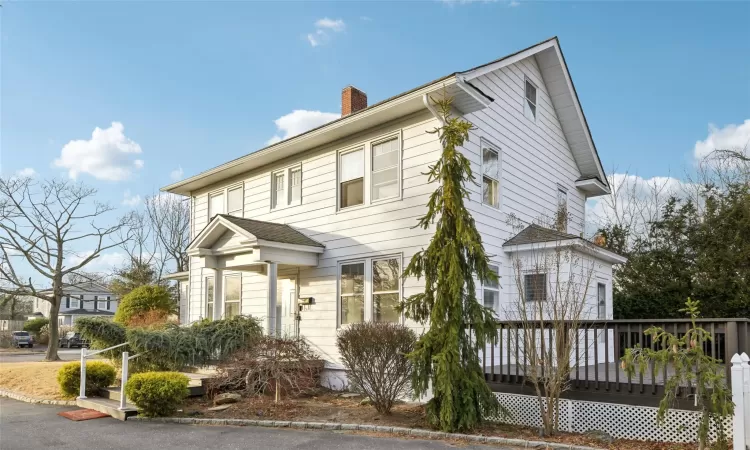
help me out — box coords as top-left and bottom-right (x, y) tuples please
(118, 351), (145, 410)
(78, 342), (128, 400)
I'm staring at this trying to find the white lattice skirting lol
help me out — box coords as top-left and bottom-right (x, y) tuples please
(488, 392), (731, 443)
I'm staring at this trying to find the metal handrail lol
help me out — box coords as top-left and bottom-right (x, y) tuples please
(118, 351), (145, 410)
(78, 343), (128, 400)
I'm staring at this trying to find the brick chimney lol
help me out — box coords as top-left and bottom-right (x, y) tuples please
(341, 86), (367, 116)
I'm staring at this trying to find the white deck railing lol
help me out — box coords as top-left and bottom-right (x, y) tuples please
(78, 342), (143, 410)
(730, 352), (750, 450)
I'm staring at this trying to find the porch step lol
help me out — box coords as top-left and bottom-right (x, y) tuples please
(76, 397), (137, 421)
(98, 381), (204, 402)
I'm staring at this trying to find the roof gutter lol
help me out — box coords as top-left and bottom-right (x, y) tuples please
(423, 93), (444, 125)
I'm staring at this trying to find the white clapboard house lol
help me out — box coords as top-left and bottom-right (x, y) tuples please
(29, 281), (118, 326)
(163, 37), (625, 382)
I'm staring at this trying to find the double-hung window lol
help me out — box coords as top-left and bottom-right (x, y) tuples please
(524, 78), (537, 121)
(339, 148), (365, 209)
(224, 275), (241, 319)
(209, 192), (224, 218)
(205, 277), (215, 320)
(208, 184), (244, 220)
(95, 295), (107, 310)
(483, 265), (500, 312)
(371, 137), (399, 201)
(339, 256), (401, 325)
(482, 142), (501, 208)
(524, 273), (547, 303)
(271, 165), (302, 209)
(227, 186), (243, 216)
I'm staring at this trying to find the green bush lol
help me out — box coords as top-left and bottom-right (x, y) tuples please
(23, 318), (49, 336)
(57, 361), (117, 398)
(125, 372), (190, 417)
(114, 285), (175, 325)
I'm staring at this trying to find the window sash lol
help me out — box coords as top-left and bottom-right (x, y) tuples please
(97, 301), (107, 310)
(597, 283), (606, 319)
(524, 273), (546, 302)
(372, 258), (400, 322)
(289, 168), (302, 204)
(209, 193), (224, 218)
(371, 138), (399, 201)
(206, 278), (215, 320)
(482, 147), (500, 181)
(340, 178), (364, 208)
(525, 80), (537, 105)
(340, 148), (364, 182)
(483, 265), (500, 311)
(483, 177), (499, 208)
(227, 187), (243, 216)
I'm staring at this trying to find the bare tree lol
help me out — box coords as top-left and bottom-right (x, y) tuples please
(144, 193), (189, 274)
(0, 178), (132, 361)
(503, 237), (598, 436)
(116, 209), (168, 280)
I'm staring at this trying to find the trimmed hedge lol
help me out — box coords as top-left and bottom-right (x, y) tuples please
(125, 372), (190, 417)
(23, 318), (49, 336)
(57, 361), (117, 399)
(114, 285), (175, 325)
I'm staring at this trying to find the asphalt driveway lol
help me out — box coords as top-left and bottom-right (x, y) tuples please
(0, 348), (84, 363)
(0, 398), (514, 450)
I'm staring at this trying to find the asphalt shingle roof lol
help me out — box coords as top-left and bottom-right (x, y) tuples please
(218, 215), (324, 248)
(502, 224), (581, 247)
(60, 309), (114, 316)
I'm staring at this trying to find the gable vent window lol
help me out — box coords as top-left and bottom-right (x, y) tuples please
(227, 186), (243, 217)
(524, 78), (537, 121)
(339, 148), (365, 209)
(271, 165), (302, 210)
(482, 143), (500, 209)
(371, 138), (399, 201)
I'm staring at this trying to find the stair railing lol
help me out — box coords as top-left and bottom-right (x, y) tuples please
(118, 351), (144, 411)
(78, 343), (128, 400)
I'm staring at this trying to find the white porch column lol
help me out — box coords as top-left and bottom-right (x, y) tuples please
(267, 262), (277, 336)
(214, 268), (223, 320)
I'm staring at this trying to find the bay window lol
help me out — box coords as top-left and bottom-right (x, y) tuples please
(339, 256), (401, 325)
(224, 275), (241, 319)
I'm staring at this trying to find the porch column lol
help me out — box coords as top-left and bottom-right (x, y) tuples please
(267, 262), (277, 336)
(214, 269), (223, 320)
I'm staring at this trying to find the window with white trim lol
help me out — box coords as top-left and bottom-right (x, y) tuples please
(224, 275), (241, 319)
(371, 137), (399, 201)
(339, 256), (401, 325)
(556, 186), (568, 232)
(227, 186), (243, 217)
(482, 143), (500, 208)
(524, 78), (537, 121)
(483, 265), (500, 312)
(69, 296), (80, 309)
(205, 277), (214, 320)
(96, 296), (107, 310)
(597, 282), (606, 319)
(208, 192), (224, 218)
(339, 148), (365, 209)
(524, 273), (546, 303)
(271, 166), (302, 209)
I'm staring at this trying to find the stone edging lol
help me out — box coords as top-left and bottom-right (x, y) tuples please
(128, 416), (602, 450)
(0, 388), (77, 406)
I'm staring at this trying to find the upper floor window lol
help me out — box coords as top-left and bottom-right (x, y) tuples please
(483, 265), (500, 312)
(339, 256), (401, 325)
(271, 165), (302, 210)
(371, 137), (399, 201)
(209, 192), (224, 218)
(524, 273), (546, 303)
(339, 148), (365, 209)
(482, 142), (500, 208)
(524, 78), (537, 121)
(556, 187), (568, 232)
(227, 186), (243, 216)
(97, 300), (107, 310)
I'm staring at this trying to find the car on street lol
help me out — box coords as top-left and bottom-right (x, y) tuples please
(11, 331), (34, 348)
(58, 331), (89, 349)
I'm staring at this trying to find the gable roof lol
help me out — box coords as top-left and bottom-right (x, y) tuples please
(187, 214), (325, 253)
(502, 224), (581, 247)
(60, 309), (115, 316)
(163, 37), (608, 196)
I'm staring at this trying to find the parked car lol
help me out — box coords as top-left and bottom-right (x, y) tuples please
(11, 331), (33, 348)
(58, 331), (89, 349)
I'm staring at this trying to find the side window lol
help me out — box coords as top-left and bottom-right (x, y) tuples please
(481, 142), (501, 209)
(524, 78), (537, 121)
(556, 187), (568, 232)
(224, 275), (241, 319)
(205, 277), (215, 320)
(597, 282), (606, 319)
(339, 148), (365, 209)
(483, 265), (500, 312)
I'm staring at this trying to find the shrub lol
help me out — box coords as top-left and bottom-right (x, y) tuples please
(57, 361), (117, 398)
(125, 372), (190, 417)
(23, 318), (49, 336)
(208, 335), (322, 399)
(0, 331), (12, 348)
(114, 285), (175, 325)
(337, 322), (416, 414)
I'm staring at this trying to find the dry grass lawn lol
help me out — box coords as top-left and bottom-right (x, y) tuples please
(0, 361), (69, 400)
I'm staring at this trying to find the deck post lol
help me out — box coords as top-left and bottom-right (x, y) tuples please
(119, 351), (129, 410)
(731, 354), (745, 450)
(78, 347), (87, 399)
(267, 261), (278, 336)
(741, 352), (750, 448)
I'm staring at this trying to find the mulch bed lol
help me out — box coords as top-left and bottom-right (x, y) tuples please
(58, 409), (110, 421)
(178, 392), (701, 450)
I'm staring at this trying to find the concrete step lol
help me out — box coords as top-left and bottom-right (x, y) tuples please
(76, 397), (137, 421)
(99, 381), (204, 401)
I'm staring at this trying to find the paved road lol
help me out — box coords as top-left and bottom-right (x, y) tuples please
(0, 398), (514, 450)
(0, 348), (83, 363)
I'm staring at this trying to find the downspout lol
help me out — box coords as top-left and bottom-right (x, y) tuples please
(422, 93), (445, 125)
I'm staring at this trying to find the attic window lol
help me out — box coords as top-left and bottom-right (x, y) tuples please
(524, 78), (537, 121)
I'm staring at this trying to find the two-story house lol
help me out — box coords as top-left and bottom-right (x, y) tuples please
(162, 37), (625, 381)
(30, 281), (119, 326)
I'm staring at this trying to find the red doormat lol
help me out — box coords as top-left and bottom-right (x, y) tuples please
(58, 409), (110, 421)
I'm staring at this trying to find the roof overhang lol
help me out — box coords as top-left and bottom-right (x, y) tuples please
(162, 271), (189, 282)
(504, 238), (627, 265)
(163, 76), (491, 196)
(459, 37), (610, 197)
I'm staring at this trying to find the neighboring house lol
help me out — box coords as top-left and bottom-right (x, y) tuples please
(162, 37), (625, 381)
(30, 282), (119, 326)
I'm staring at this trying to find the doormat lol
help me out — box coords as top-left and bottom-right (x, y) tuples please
(58, 409), (110, 421)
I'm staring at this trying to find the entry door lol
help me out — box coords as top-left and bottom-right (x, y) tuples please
(275, 277), (297, 337)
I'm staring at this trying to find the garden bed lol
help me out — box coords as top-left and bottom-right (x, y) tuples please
(178, 392), (700, 450)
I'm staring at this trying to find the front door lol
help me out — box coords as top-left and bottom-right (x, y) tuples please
(275, 277), (297, 337)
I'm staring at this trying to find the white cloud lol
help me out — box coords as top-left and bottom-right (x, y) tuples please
(15, 168), (36, 178)
(266, 110), (340, 145)
(307, 18), (346, 47)
(53, 122), (144, 181)
(122, 189), (141, 207)
(170, 166), (184, 181)
(66, 250), (129, 273)
(694, 119), (750, 162)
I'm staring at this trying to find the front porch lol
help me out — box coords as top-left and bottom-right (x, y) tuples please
(186, 214), (325, 335)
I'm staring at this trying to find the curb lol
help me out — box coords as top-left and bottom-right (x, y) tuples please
(128, 416), (603, 450)
(0, 388), (77, 406)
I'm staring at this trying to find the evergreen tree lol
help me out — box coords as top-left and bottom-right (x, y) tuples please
(400, 95), (501, 432)
(110, 258), (161, 298)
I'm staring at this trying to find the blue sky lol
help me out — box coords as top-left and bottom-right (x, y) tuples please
(2, 1), (749, 276)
